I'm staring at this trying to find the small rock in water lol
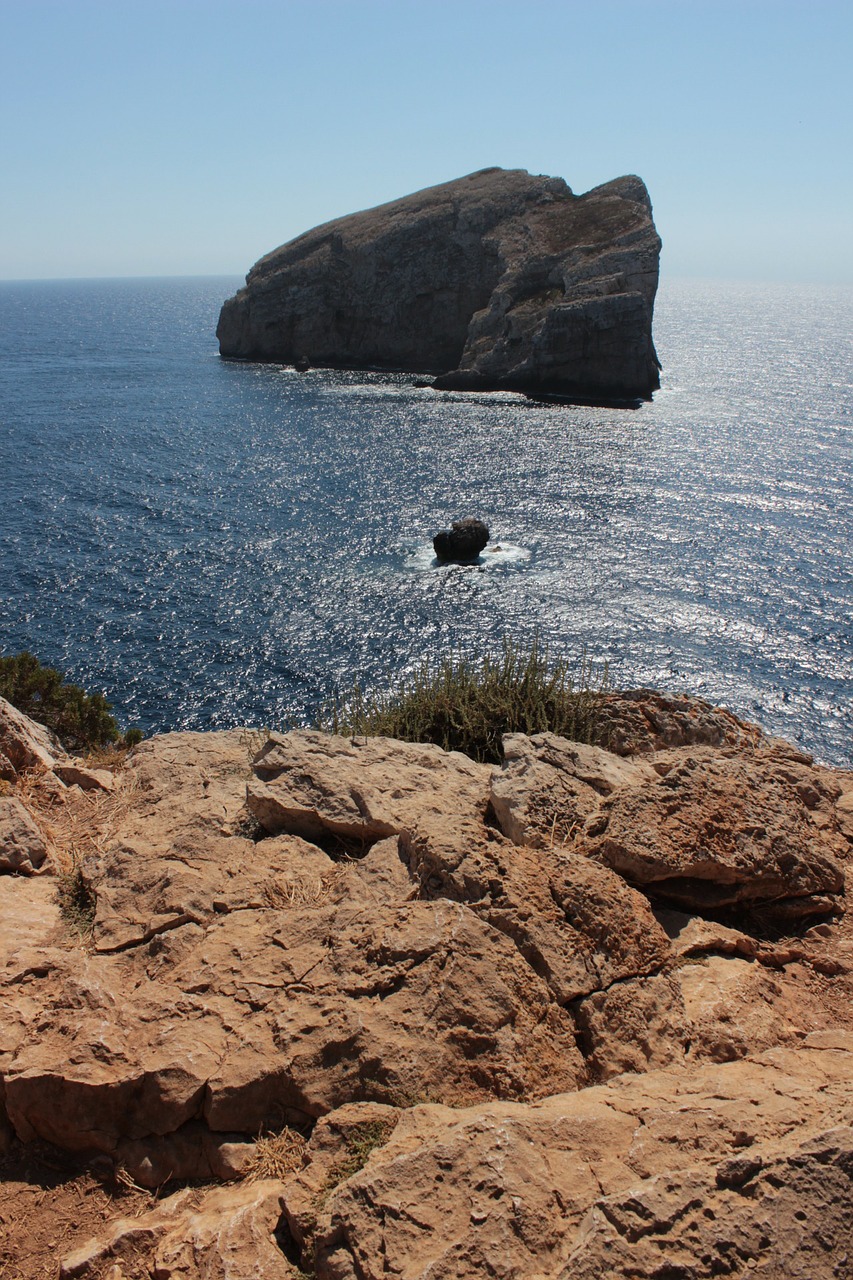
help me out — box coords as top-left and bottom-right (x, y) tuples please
(433, 517), (490, 563)
(294, 354), (311, 372)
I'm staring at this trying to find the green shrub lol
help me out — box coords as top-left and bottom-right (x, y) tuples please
(319, 636), (608, 764)
(0, 650), (140, 753)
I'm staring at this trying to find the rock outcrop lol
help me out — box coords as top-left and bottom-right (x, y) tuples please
(433, 517), (490, 563)
(1, 691), (852, 1278)
(217, 168), (662, 402)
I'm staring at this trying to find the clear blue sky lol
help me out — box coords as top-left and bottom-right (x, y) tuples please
(1, 0), (851, 282)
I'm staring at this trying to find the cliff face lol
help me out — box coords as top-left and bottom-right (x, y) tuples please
(217, 168), (662, 401)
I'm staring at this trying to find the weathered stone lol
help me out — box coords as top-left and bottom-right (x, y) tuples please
(60, 1180), (291, 1279)
(561, 1126), (853, 1279)
(432, 517), (489, 562)
(834, 774), (853, 840)
(0, 695), (64, 777)
(248, 729), (491, 848)
(572, 972), (690, 1081)
(54, 762), (115, 792)
(0, 797), (48, 873)
(283, 1044), (853, 1280)
(580, 748), (845, 914)
(3, 898), (585, 1155)
(218, 168), (662, 402)
(3, 698), (853, 1280)
(474, 840), (672, 1003)
(116, 1121), (255, 1188)
(596, 687), (765, 756)
(490, 731), (655, 847)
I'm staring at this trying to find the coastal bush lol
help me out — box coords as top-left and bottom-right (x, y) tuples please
(320, 637), (608, 763)
(0, 650), (141, 753)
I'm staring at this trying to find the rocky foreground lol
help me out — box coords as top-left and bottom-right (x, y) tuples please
(1, 691), (852, 1278)
(217, 167), (662, 402)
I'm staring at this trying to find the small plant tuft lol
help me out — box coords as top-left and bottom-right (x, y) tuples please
(319, 636), (608, 764)
(56, 851), (97, 937)
(321, 1119), (397, 1197)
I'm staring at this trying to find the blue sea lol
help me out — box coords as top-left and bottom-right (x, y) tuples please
(0, 276), (850, 767)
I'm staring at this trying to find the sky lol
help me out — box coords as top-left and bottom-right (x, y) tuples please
(1, 0), (851, 283)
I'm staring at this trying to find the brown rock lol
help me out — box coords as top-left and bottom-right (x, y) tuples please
(0, 874), (60, 966)
(476, 841), (672, 1002)
(2, 705), (853, 1280)
(490, 731), (655, 847)
(596, 688), (765, 756)
(115, 1121), (255, 1188)
(653, 906), (760, 959)
(0, 695), (65, 777)
(581, 749), (844, 914)
(563, 1126), (853, 1279)
(54, 762), (115, 792)
(835, 773), (853, 841)
(248, 729), (491, 847)
(3, 896), (583, 1159)
(572, 972), (690, 1080)
(284, 1044), (853, 1280)
(0, 797), (49, 873)
(60, 1180), (291, 1279)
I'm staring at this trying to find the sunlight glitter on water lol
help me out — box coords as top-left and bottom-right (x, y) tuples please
(0, 276), (850, 765)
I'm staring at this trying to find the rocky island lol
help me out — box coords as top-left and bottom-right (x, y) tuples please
(217, 168), (662, 403)
(2, 688), (852, 1278)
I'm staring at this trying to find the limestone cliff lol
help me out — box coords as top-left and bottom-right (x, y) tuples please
(217, 168), (662, 402)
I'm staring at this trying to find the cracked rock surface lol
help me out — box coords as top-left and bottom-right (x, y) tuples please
(0, 691), (851, 1277)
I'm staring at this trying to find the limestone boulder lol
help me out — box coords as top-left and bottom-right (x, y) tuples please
(60, 1180), (292, 1279)
(3, 702), (853, 1270)
(0, 797), (49, 873)
(834, 773), (853, 840)
(0, 695), (64, 778)
(248, 729), (491, 850)
(473, 840), (671, 1003)
(54, 762), (115, 792)
(571, 972), (690, 1081)
(218, 167), (662, 402)
(580, 748), (845, 915)
(283, 1042), (853, 1280)
(596, 688), (766, 756)
(561, 1126), (853, 1279)
(248, 726), (509, 928)
(0, 875), (60, 966)
(490, 731), (655, 847)
(3, 882), (585, 1168)
(56, 1043), (853, 1280)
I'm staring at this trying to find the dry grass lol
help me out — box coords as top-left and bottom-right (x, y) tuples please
(244, 1128), (308, 1183)
(15, 765), (138, 876)
(240, 726), (272, 765)
(262, 870), (342, 910)
(80, 741), (138, 771)
(11, 763), (138, 945)
(55, 850), (97, 936)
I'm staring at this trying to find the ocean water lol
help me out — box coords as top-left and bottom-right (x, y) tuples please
(0, 275), (850, 767)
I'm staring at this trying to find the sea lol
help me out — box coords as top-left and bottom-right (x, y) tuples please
(0, 276), (850, 768)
